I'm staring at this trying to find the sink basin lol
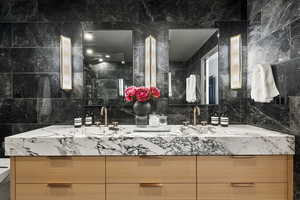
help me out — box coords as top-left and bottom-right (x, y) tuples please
(133, 126), (171, 132)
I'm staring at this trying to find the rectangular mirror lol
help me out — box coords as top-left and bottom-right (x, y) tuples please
(168, 29), (219, 105)
(83, 30), (133, 106)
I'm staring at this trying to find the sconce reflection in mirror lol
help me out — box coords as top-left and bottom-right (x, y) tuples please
(60, 35), (72, 90)
(230, 34), (242, 89)
(145, 35), (157, 87)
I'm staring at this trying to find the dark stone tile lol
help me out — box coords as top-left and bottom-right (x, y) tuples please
(11, 48), (59, 72)
(291, 19), (300, 59)
(0, 99), (12, 123)
(11, 99), (37, 123)
(261, 0), (300, 37)
(38, 0), (90, 21)
(290, 96), (300, 136)
(10, 0), (39, 22)
(0, 49), (11, 72)
(0, 24), (11, 47)
(247, 99), (290, 133)
(13, 73), (61, 98)
(0, 1), (12, 22)
(0, 124), (12, 157)
(247, 0), (262, 19)
(91, 0), (140, 23)
(0, 73), (11, 98)
(37, 99), (82, 124)
(248, 27), (290, 74)
(12, 23), (60, 47)
(248, 12), (261, 45)
(61, 22), (83, 47)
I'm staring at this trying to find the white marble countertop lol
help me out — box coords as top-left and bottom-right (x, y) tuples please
(5, 125), (295, 156)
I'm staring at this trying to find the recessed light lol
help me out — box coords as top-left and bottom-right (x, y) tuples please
(84, 32), (94, 41)
(99, 58), (103, 62)
(86, 49), (94, 55)
(121, 61), (125, 64)
(105, 54), (110, 58)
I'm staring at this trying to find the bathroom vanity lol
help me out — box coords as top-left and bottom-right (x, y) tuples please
(5, 125), (295, 200)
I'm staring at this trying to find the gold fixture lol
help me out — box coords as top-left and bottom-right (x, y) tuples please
(100, 107), (108, 127)
(193, 106), (200, 126)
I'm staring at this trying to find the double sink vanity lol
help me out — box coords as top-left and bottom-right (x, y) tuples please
(5, 124), (295, 200)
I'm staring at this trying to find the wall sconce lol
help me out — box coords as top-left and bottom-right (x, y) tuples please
(145, 35), (157, 87)
(60, 35), (72, 90)
(230, 34), (242, 89)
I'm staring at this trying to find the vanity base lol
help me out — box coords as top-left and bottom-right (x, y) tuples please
(10, 155), (293, 200)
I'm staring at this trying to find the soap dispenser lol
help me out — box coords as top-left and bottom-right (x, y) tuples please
(210, 112), (219, 126)
(74, 112), (82, 128)
(85, 112), (93, 126)
(220, 113), (229, 127)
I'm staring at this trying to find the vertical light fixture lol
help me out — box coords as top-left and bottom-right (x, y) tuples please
(145, 35), (157, 87)
(230, 34), (242, 89)
(60, 35), (72, 90)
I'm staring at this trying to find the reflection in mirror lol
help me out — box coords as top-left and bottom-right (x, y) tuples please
(83, 30), (133, 106)
(168, 29), (219, 105)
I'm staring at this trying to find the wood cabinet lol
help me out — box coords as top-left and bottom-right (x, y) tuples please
(10, 155), (293, 200)
(106, 156), (196, 183)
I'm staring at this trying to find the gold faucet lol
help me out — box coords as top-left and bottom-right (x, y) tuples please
(193, 106), (200, 126)
(100, 106), (108, 126)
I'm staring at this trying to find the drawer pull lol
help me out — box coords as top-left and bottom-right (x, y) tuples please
(230, 156), (256, 159)
(48, 157), (72, 160)
(139, 156), (163, 159)
(47, 183), (72, 187)
(140, 183), (163, 187)
(231, 183), (255, 187)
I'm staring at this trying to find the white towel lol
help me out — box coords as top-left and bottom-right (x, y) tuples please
(251, 64), (279, 103)
(186, 75), (197, 103)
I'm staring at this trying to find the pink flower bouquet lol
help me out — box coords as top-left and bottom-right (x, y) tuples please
(125, 86), (161, 102)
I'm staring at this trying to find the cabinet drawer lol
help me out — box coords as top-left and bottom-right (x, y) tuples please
(107, 184), (196, 200)
(16, 184), (105, 200)
(15, 157), (105, 183)
(197, 183), (287, 200)
(197, 156), (287, 183)
(106, 156), (196, 183)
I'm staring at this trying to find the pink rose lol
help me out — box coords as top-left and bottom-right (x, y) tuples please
(150, 87), (160, 98)
(135, 87), (150, 102)
(124, 86), (136, 102)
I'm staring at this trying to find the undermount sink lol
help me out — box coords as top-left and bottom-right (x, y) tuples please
(133, 126), (171, 132)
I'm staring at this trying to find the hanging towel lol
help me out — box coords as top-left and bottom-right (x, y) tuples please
(186, 74), (197, 103)
(251, 64), (279, 103)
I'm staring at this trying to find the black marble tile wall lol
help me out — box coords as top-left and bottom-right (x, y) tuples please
(248, 1), (300, 199)
(0, 0), (246, 156)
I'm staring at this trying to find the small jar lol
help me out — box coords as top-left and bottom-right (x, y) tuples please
(74, 114), (82, 128)
(220, 114), (229, 127)
(85, 112), (93, 126)
(211, 113), (219, 126)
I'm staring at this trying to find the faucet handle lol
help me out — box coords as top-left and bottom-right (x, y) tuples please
(112, 121), (119, 127)
(183, 121), (190, 126)
(200, 121), (208, 126)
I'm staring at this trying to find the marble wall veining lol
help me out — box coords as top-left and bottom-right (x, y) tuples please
(0, 0), (247, 157)
(247, 0), (300, 199)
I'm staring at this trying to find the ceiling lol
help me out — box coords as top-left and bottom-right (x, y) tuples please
(169, 29), (218, 62)
(84, 30), (133, 62)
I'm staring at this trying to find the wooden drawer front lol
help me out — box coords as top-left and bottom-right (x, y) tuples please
(197, 183), (287, 200)
(16, 184), (105, 200)
(15, 157), (105, 183)
(106, 156), (196, 183)
(107, 184), (196, 200)
(197, 156), (287, 183)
